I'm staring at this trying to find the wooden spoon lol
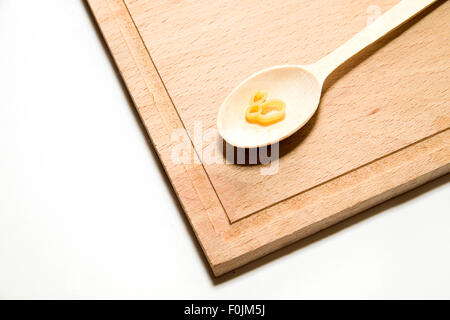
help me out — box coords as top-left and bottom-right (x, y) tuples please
(217, 0), (437, 149)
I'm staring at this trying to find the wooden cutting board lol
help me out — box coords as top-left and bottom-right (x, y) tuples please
(88, 0), (450, 276)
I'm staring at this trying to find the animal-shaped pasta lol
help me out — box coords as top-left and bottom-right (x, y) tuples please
(245, 91), (286, 126)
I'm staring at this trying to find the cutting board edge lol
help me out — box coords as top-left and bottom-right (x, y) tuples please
(211, 133), (449, 275)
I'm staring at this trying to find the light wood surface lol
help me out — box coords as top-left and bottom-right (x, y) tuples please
(125, 0), (449, 221)
(311, 0), (437, 81)
(87, 0), (449, 276)
(217, 0), (438, 150)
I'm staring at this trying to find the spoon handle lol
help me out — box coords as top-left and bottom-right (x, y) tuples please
(310, 0), (437, 83)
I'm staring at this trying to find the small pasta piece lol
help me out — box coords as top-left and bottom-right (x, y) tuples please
(245, 91), (286, 126)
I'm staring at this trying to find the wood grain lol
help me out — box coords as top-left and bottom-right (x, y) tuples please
(87, 0), (450, 276)
(125, 0), (449, 221)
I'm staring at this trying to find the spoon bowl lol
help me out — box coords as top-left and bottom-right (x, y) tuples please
(217, 65), (322, 149)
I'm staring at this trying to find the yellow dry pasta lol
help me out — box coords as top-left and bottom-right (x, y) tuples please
(245, 91), (286, 126)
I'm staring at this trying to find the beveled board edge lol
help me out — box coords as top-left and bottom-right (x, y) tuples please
(87, 0), (450, 276)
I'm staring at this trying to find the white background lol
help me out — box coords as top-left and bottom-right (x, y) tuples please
(0, 0), (449, 299)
